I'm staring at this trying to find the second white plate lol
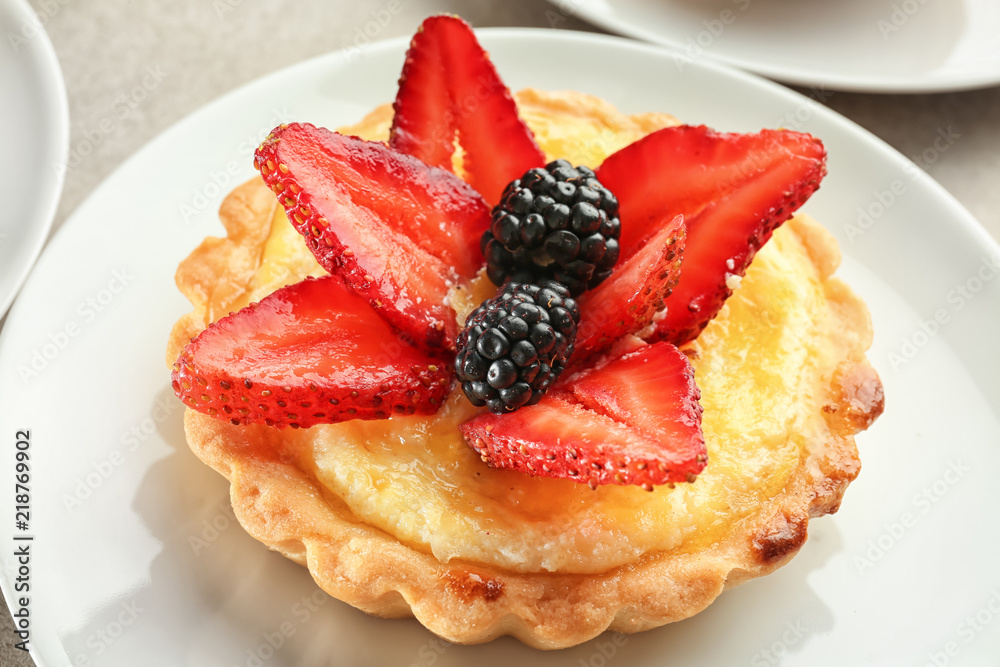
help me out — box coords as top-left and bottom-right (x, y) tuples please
(555, 0), (1000, 92)
(0, 0), (68, 317)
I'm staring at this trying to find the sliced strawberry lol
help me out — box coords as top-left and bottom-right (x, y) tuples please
(596, 126), (826, 344)
(389, 15), (545, 206)
(461, 341), (706, 488)
(389, 18), (453, 173)
(172, 275), (453, 429)
(574, 215), (685, 358)
(255, 123), (491, 350)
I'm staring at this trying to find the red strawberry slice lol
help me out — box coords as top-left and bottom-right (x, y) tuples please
(389, 18), (453, 173)
(389, 15), (545, 206)
(255, 123), (491, 350)
(172, 275), (453, 429)
(596, 126), (826, 344)
(461, 341), (706, 488)
(574, 215), (685, 358)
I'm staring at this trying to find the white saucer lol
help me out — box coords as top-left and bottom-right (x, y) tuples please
(0, 0), (69, 317)
(555, 0), (1000, 92)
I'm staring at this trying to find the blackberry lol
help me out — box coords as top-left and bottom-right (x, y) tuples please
(482, 159), (621, 296)
(455, 281), (580, 413)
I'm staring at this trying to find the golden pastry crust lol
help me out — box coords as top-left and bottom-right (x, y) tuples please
(168, 90), (883, 649)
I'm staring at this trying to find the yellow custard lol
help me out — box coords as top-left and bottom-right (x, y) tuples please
(206, 90), (854, 574)
(276, 215), (833, 574)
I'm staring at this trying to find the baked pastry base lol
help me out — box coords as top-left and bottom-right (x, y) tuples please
(167, 90), (884, 649)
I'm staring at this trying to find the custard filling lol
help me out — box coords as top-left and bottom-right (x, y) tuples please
(208, 90), (854, 574)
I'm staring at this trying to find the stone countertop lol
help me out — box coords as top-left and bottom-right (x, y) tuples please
(3, 1), (998, 665)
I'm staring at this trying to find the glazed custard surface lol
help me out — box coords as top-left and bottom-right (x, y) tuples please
(209, 90), (854, 574)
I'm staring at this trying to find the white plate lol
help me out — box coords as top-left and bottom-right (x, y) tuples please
(554, 0), (1000, 92)
(2, 28), (1000, 667)
(0, 0), (68, 317)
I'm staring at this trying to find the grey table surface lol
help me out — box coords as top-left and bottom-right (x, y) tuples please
(2, 1), (999, 665)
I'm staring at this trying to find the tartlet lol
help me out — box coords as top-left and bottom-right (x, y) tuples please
(167, 85), (883, 648)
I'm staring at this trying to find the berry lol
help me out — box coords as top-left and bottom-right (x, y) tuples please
(255, 122), (491, 351)
(595, 125), (827, 343)
(172, 276), (453, 429)
(389, 15), (546, 206)
(575, 214), (685, 358)
(455, 281), (580, 413)
(482, 160), (622, 296)
(460, 340), (706, 488)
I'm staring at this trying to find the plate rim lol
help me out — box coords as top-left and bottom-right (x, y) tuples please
(559, 0), (1000, 93)
(1, 25), (999, 667)
(0, 0), (70, 318)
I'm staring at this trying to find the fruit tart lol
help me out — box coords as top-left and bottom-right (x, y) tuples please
(166, 15), (884, 649)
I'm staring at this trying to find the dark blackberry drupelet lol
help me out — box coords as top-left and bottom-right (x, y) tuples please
(481, 159), (621, 296)
(455, 281), (580, 413)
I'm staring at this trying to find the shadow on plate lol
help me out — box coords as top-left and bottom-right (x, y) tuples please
(71, 384), (843, 666)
